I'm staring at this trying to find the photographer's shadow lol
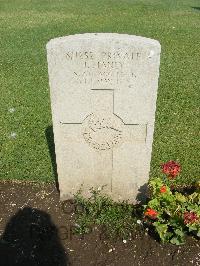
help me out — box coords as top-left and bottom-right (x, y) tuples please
(0, 207), (69, 266)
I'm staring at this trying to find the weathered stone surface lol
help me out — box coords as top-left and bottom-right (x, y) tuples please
(47, 33), (161, 203)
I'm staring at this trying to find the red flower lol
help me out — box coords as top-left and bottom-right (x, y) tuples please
(160, 185), (167, 193)
(161, 161), (181, 179)
(184, 211), (199, 225)
(144, 208), (158, 219)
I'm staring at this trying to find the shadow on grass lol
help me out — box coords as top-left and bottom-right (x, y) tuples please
(191, 6), (200, 11)
(0, 207), (70, 266)
(45, 126), (59, 191)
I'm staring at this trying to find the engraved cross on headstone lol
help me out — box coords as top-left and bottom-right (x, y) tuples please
(60, 89), (147, 194)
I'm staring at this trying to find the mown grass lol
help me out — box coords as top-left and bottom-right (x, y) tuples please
(0, 0), (199, 184)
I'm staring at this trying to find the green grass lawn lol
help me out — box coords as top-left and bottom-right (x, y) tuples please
(0, 0), (199, 184)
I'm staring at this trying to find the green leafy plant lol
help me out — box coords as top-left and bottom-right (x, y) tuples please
(73, 161), (199, 245)
(74, 188), (139, 239)
(144, 161), (200, 245)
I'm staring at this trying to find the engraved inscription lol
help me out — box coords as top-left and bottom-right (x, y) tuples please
(65, 51), (141, 61)
(66, 50), (140, 87)
(72, 70), (136, 86)
(82, 113), (123, 150)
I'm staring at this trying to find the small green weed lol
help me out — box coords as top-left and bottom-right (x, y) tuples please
(74, 188), (140, 239)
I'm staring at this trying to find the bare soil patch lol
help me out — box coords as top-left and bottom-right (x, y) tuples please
(0, 181), (199, 266)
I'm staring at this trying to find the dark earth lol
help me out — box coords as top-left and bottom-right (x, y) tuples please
(0, 180), (199, 266)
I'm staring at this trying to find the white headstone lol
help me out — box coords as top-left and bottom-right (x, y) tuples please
(47, 33), (161, 203)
